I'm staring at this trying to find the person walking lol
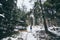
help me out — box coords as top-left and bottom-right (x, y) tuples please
(30, 17), (33, 32)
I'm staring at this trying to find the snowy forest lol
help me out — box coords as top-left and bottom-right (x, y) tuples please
(0, 0), (60, 40)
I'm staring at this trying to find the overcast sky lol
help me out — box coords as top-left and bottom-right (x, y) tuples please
(17, 0), (46, 12)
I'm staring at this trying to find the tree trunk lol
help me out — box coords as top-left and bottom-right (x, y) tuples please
(40, 0), (48, 33)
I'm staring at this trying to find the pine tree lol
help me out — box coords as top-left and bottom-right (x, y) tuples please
(0, 0), (17, 39)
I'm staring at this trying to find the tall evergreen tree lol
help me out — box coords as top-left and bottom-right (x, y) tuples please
(0, 0), (17, 39)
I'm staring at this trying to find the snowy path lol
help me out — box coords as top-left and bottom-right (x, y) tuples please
(21, 25), (44, 40)
(24, 32), (37, 40)
(19, 31), (37, 40)
(2, 25), (45, 40)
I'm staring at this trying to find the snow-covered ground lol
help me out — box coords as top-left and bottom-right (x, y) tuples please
(48, 26), (60, 36)
(2, 31), (36, 40)
(2, 25), (45, 40)
(2, 25), (60, 40)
